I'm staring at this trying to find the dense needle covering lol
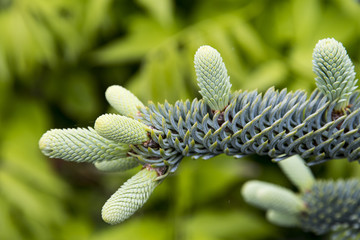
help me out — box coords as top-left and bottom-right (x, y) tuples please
(39, 39), (360, 237)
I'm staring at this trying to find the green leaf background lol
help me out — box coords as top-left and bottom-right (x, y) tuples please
(1, 0), (360, 239)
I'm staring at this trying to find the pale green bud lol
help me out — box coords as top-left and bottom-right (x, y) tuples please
(105, 85), (144, 116)
(101, 167), (159, 224)
(278, 155), (315, 192)
(266, 209), (299, 227)
(313, 38), (358, 111)
(94, 114), (149, 144)
(241, 180), (305, 215)
(94, 157), (139, 172)
(39, 127), (129, 163)
(194, 45), (231, 111)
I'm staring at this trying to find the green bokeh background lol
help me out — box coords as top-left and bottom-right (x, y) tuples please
(1, 0), (360, 239)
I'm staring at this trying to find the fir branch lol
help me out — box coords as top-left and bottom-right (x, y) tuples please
(133, 87), (360, 170)
(39, 39), (360, 227)
(241, 156), (360, 240)
(300, 179), (360, 239)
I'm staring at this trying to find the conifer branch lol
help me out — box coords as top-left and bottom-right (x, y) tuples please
(241, 155), (360, 240)
(39, 39), (360, 227)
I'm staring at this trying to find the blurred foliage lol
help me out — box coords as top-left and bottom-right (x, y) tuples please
(1, 0), (360, 239)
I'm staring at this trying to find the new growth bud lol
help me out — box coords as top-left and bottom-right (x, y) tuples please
(105, 85), (144, 116)
(39, 127), (129, 163)
(94, 157), (139, 172)
(101, 167), (159, 224)
(266, 210), (299, 227)
(313, 38), (358, 112)
(194, 45), (231, 111)
(241, 180), (305, 215)
(95, 114), (149, 144)
(278, 155), (315, 192)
